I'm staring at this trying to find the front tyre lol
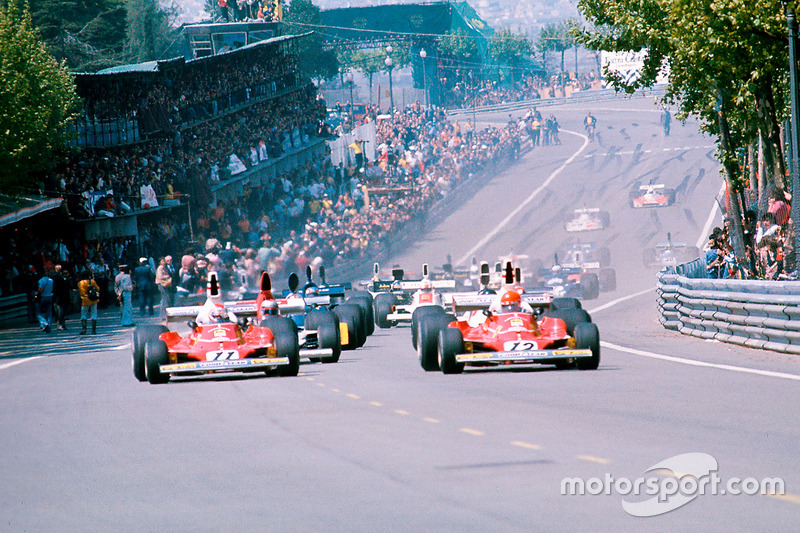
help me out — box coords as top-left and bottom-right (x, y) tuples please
(574, 322), (600, 370)
(133, 325), (168, 382)
(144, 339), (170, 384)
(438, 328), (465, 374)
(274, 331), (300, 376)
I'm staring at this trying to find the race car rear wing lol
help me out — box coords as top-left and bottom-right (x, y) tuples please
(450, 292), (551, 313)
(640, 184), (665, 190)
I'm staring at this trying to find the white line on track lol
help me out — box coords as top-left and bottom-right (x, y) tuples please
(455, 129), (589, 267)
(586, 288), (654, 314)
(602, 341), (800, 382)
(0, 357), (41, 371)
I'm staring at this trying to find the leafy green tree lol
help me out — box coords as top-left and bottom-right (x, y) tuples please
(0, 1), (79, 193)
(284, 0), (337, 81)
(438, 28), (479, 65)
(538, 21), (573, 74)
(576, 0), (790, 270)
(28, 0), (129, 71)
(490, 28), (532, 83)
(124, 0), (178, 63)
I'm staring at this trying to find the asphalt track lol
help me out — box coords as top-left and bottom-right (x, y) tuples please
(2, 94), (799, 531)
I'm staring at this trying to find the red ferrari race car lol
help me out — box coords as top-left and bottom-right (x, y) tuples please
(416, 264), (599, 374)
(629, 184), (676, 208)
(131, 272), (300, 384)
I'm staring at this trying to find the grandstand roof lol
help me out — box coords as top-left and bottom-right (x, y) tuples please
(316, 1), (492, 43)
(87, 33), (306, 77)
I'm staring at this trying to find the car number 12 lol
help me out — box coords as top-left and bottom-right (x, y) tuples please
(206, 350), (240, 360)
(504, 341), (537, 351)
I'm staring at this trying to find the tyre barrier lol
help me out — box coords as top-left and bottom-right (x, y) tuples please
(657, 259), (800, 354)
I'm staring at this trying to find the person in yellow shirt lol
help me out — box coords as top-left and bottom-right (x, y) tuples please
(348, 139), (365, 169)
(78, 271), (101, 335)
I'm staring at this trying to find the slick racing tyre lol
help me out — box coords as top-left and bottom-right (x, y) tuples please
(259, 316), (297, 335)
(438, 327), (465, 375)
(346, 295), (375, 336)
(144, 339), (170, 384)
(317, 321), (341, 363)
(599, 268), (616, 292)
(574, 322), (600, 370)
(550, 297), (581, 311)
(133, 325), (168, 382)
(333, 304), (363, 350)
(373, 293), (398, 329)
(274, 331), (300, 376)
(580, 273), (600, 300)
(411, 306), (444, 350)
(545, 308), (592, 336)
(418, 313), (455, 371)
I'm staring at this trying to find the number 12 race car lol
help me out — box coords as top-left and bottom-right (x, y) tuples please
(416, 263), (601, 374)
(131, 272), (300, 384)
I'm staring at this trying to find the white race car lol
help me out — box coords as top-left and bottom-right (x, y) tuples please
(565, 208), (610, 232)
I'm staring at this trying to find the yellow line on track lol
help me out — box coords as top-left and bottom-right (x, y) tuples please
(577, 455), (611, 464)
(369, 401), (383, 407)
(511, 441), (542, 450)
(460, 428), (485, 436)
(422, 417), (440, 424)
(395, 409), (410, 415)
(346, 393), (361, 399)
(766, 493), (800, 505)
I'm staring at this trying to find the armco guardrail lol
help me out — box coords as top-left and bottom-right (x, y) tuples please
(657, 259), (800, 354)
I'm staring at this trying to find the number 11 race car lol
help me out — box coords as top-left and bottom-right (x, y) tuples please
(131, 272), (300, 384)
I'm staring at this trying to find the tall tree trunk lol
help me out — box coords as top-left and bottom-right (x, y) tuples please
(755, 73), (786, 195)
(758, 133), (769, 218)
(715, 85), (748, 270)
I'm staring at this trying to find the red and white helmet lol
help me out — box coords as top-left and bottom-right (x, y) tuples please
(260, 299), (279, 316)
(500, 290), (522, 313)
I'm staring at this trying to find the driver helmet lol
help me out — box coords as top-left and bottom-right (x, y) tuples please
(500, 290), (522, 313)
(551, 264), (563, 274)
(261, 299), (279, 316)
(304, 285), (319, 297)
(210, 305), (230, 323)
(422, 280), (432, 292)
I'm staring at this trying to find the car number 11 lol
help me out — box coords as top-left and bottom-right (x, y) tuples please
(206, 350), (240, 360)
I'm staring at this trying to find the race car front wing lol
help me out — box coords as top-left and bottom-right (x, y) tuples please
(455, 348), (592, 365)
(160, 357), (291, 375)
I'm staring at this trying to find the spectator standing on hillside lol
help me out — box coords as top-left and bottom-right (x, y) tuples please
(78, 271), (100, 335)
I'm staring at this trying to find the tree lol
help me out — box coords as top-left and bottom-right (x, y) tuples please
(489, 29), (532, 83)
(538, 21), (572, 74)
(0, 1), (79, 193)
(29, 0), (130, 71)
(124, 0), (178, 63)
(576, 0), (790, 272)
(283, 0), (337, 81)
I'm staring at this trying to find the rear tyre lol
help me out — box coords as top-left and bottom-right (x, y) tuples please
(665, 189), (676, 206)
(575, 322), (600, 370)
(599, 268), (616, 292)
(438, 328), (465, 374)
(333, 305), (362, 350)
(580, 272), (600, 299)
(550, 297), (581, 311)
(373, 293), (397, 328)
(545, 308), (592, 336)
(258, 316), (296, 335)
(133, 325), (168, 382)
(599, 211), (611, 228)
(411, 306), (444, 350)
(347, 295), (375, 336)
(418, 313), (455, 371)
(598, 247), (611, 267)
(144, 339), (170, 384)
(317, 321), (341, 363)
(274, 331), (300, 376)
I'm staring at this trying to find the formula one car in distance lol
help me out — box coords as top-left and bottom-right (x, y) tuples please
(642, 233), (700, 267)
(543, 242), (616, 293)
(416, 264), (600, 373)
(565, 208), (610, 232)
(629, 183), (676, 208)
(370, 263), (456, 329)
(132, 272), (300, 385)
